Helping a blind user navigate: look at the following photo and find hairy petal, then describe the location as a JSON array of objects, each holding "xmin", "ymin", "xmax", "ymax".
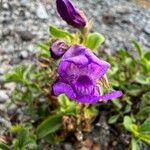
[
  {"xmin": 75, "ymin": 86, "xmax": 101, "ymax": 104},
  {"xmin": 63, "ymin": 45, "xmax": 110, "ymax": 67},
  {"xmin": 60, "ymin": 45, "xmax": 110, "ymax": 79},
  {"xmin": 53, "ymin": 81, "xmax": 76, "ymax": 99},
  {"xmin": 99, "ymin": 90, "xmax": 123, "ymax": 101}
]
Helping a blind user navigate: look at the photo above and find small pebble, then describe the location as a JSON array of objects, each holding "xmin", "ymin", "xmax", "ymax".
[
  {"xmin": 20, "ymin": 51, "xmax": 28, "ymax": 59},
  {"xmin": 0, "ymin": 90, "xmax": 9, "ymax": 103},
  {"xmin": 144, "ymin": 21, "xmax": 150, "ymax": 35},
  {"xmin": 36, "ymin": 2, "xmax": 48, "ymax": 19}
]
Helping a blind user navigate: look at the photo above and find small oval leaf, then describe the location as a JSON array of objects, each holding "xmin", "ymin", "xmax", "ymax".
[
  {"xmin": 49, "ymin": 25, "xmax": 73, "ymax": 40},
  {"xmin": 131, "ymin": 138, "xmax": 140, "ymax": 150},
  {"xmin": 123, "ymin": 116, "xmax": 133, "ymax": 131},
  {"xmin": 36, "ymin": 115, "xmax": 62, "ymax": 139},
  {"xmin": 85, "ymin": 32, "xmax": 105, "ymax": 51},
  {"xmin": 139, "ymin": 119, "xmax": 150, "ymax": 134},
  {"xmin": 108, "ymin": 115, "xmax": 120, "ymax": 124}
]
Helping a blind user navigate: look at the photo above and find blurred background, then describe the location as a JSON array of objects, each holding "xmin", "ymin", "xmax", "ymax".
[
  {"xmin": 0, "ymin": 0, "xmax": 150, "ymax": 71},
  {"xmin": 0, "ymin": 0, "xmax": 149, "ymax": 116},
  {"xmin": 0, "ymin": 1, "xmax": 150, "ymax": 149}
]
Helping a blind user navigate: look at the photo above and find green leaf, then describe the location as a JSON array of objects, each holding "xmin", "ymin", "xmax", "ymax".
[
  {"xmin": 135, "ymin": 74, "xmax": 150, "ymax": 85},
  {"xmin": 123, "ymin": 116, "xmax": 133, "ymax": 131},
  {"xmin": 132, "ymin": 40, "xmax": 142, "ymax": 57},
  {"xmin": 4, "ymin": 65, "xmax": 30, "ymax": 84},
  {"xmin": 85, "ymin": 32, "xmax": 105, "ymax": 51},
  {"xmin": 36, "ymin": 114, "xmax": 62, "ymax": 139},
  {"xmin": 112, "ymin": 99, "xmax": 122, "ymax": 110},
  {"xmin": 37, "ymin": 43, "xmax": 50, "ymax": 58},
  {"xmin": 125, "ymin": 85, "xmax": 142, "ymax": 96},
  {"xmin": 49, "ymin": 25, "xmax": 73, "ymax": 40},
  {"xmin": 124, "ymin": 105, "xmax": 131, "ymax": 113},
  {"xmin": 144, "ymin": 51, "xmax": 150, "ymax": 61},
  {"xmin": 117, "ymin": 48, "xmax": 131, "ymax": 61},
  {"xmin": 0, "ymin": 143, "xmax": 10, "ymax": 150},
  {"xmin": 58, "ymin": 94, "xmax": 78, "ymax": 116},
  {"xmin": 58, "ymin": 94, "xmax": 71, "ymax": 108},
  {"xmin": 131, "ymin": 138, "xmax": 140, "ymax": 150},
  {"xmin": 18, "ymin": 129, "xmax": 27, "ymax": 148},
  {"xmin": 137, "ymin": 107, "xmax": 150, "ymax": 119},
  {"xmin": 5, "ymin": 66, "xmax": 23, "ymax": 83},
  {"xmin": 10, "ymin": 124, "xmax": 24, "ymax": 133},
  {"xmin": 139, "ymin": 134, "xmax": 150, "ymax": 144},
  {"xmin": 139, "ymin": 119, "xmax": 150, "ymax": 134},
  {"xmin": 44, "ymin": 134, "xmax": 60, "ymax": 145},
  {"xmin": 85, "ymin": 106, "xmax": 98, "ymax": 119},
  {"xmin": 24, "ymin": 138, "xmax": 37, "ymax": 149},
  {"xmin": 108, "ymin": 115, "xmax": 120, "ymax": 124},
  {"xmin": 141, "ymin": 58, "xmax": 150, "ymax": 72}
]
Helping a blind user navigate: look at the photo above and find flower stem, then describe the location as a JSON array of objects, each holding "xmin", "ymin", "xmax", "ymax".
[{"xmin": 75, "ymin": 104, "xmax": 85, "ymax": 142}]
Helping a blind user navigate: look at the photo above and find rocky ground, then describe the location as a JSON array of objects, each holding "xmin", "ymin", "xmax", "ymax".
[{"xmin": 0, "ymin": 0, "xmax": 150, "ymax": 149}]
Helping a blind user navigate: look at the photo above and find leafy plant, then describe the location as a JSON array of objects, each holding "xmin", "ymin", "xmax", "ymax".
[
  {"xmin": 123, "ymin": 116, "xmax": 150, "ymax": 149},
  {"xmin": 9, "ymin": 124, "xmax": 37, "ymax": 150},
  {"xmin": 103, "ymin": 41, "xmax": 150, "ymax": 149},
  {"xmin": 2, "ymin": 0, "xmax": 150, "ymax": 148}
]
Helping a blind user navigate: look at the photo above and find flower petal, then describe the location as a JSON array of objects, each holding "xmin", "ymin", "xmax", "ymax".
[
  {"xmin": 63, "ymin": 45, "xmax": 110, "ymax": 67},
  {"xmin": 52, "ymin": 81, "xmax": 76, "ymax": 99},
  {"xmin": 76, "ymin": 95, "xmax": 100, "ymax": 104},
  {"xmin": 75, "ymin": 86, "xmax": 101, "ymax": 104},
  {"xmin": 58, "ymin": 55, "xmax": 89, "ymax": 78},
  {"xmin": 61, "ymin": 45, "xmax": 110, "ymax": 79},
  {"xmin": 56, "ymin": 0, "xmax": 86, "ymax": 28},
  {"xmin": 99, "ymin": 90, "xmax": 123, "ymax": 101}
]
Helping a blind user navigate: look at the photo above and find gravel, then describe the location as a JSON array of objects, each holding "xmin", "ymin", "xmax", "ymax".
[
  {"xmin": 0, "ymin": 0, "xmax": 150, "ymax": 149},
  {"xmin": 36, "ymin": 2, "xmax": 49, "ymax": 19},
  {"xmin": 0, "ymin": 0, "xmax": 150, "ymax": 71},
  {"xmin": 144, "ymin": 21, "xmax": 150, "ymax": 35},
  {"xmin": 0, "ymin": 90, "xmax": 9, "ymax": 103}
]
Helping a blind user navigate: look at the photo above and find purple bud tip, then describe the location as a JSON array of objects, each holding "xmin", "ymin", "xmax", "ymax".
[
  {"xmin": 50, "ymin": 40, "xmax": 68, "ymax": 59},
  {"xmin": 56, "ymin": 0, "xmax": 87, "ymax": 28}
]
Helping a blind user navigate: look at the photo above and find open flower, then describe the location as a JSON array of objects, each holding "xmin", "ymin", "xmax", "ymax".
[
  {"xmin": 56, "ymin": 0, "xmax": 87, "ymax": 28},
  {"xmin": 52, "ymin": 45, "xmax": 122, "ymax": 104},
  {"xmin": 50, "ymin": 40, "xmax": 68, "ymax": 59}
]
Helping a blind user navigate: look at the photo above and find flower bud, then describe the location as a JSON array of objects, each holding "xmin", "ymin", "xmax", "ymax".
[
  {"xmin": 50, "ymin": 40, "xmax": 68, "ymax": 59},
  {"xmin": 56, "ymin": 0, "xmax": 87, "ymax": 28}
]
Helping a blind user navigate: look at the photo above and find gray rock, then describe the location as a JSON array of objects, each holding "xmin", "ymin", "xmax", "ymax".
[
  {"xmin": 63, "ymin": 143, "xmax": 74, "ymax": 150},
  {"xmin": 116, "ymin": 5, "xmax": 132, "ymax": 14},
  {"xmin": 2, "ymin": 2, "xmax": 10, "ymax": 10},
  {"xmin": 0, "ymin": 117, "xmax": 11, "ymax": 128},
  {"xmin": 0, "ymin": 90, "xmax": 9, "ymax": 103},
  {"xmin": 102, "ymin": 14, "xmax": 117, "ymax": 25},
  {"xmin": 144, "ymin": 21, "xmax": 150, "ymax": 35},
  {"xmin": 18, "ymin": 30, "xmax": 35, "ymax": 41},
  {"xmin": 0, "ymin": 104, "xmax": 6, "ymax": 112},
  {"xmin": 0, "ymin": 68, "xmax": 5, "ymax": 75},
  {"xmin": 0, "ymin": 76, "xmax": 5, "ymax": 84},
  {"xmin": 4, "ymin": 83, "xmax": 16, "ymax": 92},
  {"xmin": 27, "ymin": 45, "xmax": 38, "ymax": 54},
  {"xmin": 20, "ymin": 51, "xmax": 28, "ymax": 59},
  {"xmin": 7, "ymin": 103, "xmax": 17, "ymax": 115},
  {"xmin": 140, "ymin": 142, "xmax": 150, "ymax": 150},
  {"xmin": 20, "ymin": 0, "xmax": 30, "ymax": 7},
  {"xmin": 36, "ymin": 3, "xmax": 48, "ymax": 19}
]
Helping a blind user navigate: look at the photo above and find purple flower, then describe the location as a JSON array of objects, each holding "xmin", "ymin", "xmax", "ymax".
[
  {"xmin": 52, "ymin": 45, "xmax": 123, "ymax": 104},
  {"xmin": 50, "ymin": 40, "xmax": 68, "ymax": 59},
  {"xmin": 56, "ymin": 0, "xmax": 87, "ymax": 28}
]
